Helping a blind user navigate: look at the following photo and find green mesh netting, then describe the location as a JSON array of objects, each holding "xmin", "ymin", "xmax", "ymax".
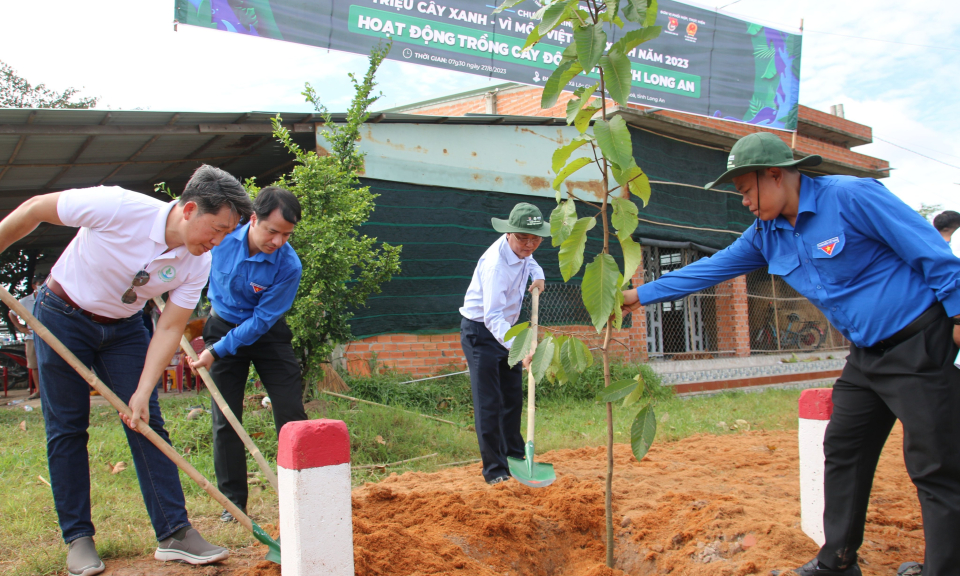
[{"xmin": 347, "ymin": 126, "xmax": 751, "ymax": 338}]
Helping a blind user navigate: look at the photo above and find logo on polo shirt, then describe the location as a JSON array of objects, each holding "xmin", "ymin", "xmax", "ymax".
[
  {"xmin": 158, "ymin": 266, "xmax": 177, "ymax": 282},
  {"xmin": 817, "ymin": 237, "xmax": 840, "ymax": 256},
  {"xmin": 251, "ymin": 282, "xmax": 266, "ymax": 293}
]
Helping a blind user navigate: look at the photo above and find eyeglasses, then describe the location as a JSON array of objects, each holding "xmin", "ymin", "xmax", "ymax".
[
  {"xmin": 121, "ymin": 269, "xmax": 151, "ymax": 304},
  {"xmin": 513, "ymin": 235, "xmax": 542, "ymax": 246}
]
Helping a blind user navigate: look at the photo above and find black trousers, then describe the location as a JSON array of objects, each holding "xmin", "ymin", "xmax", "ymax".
[
  {"xmin": 460, "ymin": 317, "xmax": 525, "ymax": 481},
  {"xmin": 818, "ymin": 312, "xmax": 960, "ymax": 575},
  {"xmin": 204, "ymin": 314, "xmax": 307, "ymax": 511}
]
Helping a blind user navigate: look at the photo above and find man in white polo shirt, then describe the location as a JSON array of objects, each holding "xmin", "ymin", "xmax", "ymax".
[{"xmin": 0, "ymin": 165, "xmax": 252, "ymax": 576}]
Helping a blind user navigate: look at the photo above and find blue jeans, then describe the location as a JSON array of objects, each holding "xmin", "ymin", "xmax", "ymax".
[{"xmin": 34, "ymin": 286, "xmax": 191, "ymax": 544}]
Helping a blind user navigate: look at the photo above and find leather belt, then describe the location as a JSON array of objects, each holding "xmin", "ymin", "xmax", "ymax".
[
  {"xmin": 46, "ymin": 277, "xmax": 124, "ymax": 325},
  {"xmin": 870, "ymin": 302, "xmax": 945, "ymax": 351},
  {"xmin": 210, "ymin": 309, "xmax": 240, "ymax": 328}
]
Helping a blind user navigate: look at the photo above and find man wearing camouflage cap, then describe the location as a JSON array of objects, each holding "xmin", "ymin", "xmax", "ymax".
[
  {"xmin": 621, "ymin": 131, "xmax": 960, "ymax": 576},
  {"xmin": 460, "ymin": 202, "xmax": 550, "ymax": 485}
]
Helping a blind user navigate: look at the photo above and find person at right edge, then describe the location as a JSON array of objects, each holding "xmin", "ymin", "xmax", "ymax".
[
  {"xmin": 621, "ymin": 132, "xmax": 960, "ymax": 576},
  {"xmin": 187, "ymin": 187, "xmax": 307, "ymax": 522}
]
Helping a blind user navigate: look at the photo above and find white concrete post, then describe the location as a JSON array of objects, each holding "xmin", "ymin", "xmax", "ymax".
[
  {"xmin": 798, "ymin": 387, "xmax": 833, "ymax": 547},
  {"xmin": 278, "ymin": 419, "xmax": 354, "ymax": 576}
]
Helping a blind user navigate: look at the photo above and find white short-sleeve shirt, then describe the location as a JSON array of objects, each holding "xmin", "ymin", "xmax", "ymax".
[{"xmin": 51, "ymin": 187, "xmax": 212, "ymax": 319}]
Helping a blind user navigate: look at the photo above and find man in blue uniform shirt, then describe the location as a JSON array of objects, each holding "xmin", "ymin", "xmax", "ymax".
[
  {"xmin": 623, "ymin": 132, "xmax": 960, "ymax": 576},
  {"xmin": 189, "ymin": 186, "xmax": 307, "ymax": 521}
]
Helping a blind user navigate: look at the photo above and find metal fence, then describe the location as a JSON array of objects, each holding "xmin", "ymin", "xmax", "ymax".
[
  {"xmin": 516, "ymin": 283, "xmax": 635, "ymax": 354},
  {"xmin": 745, "ymin": 268, "xmax": 850, "ymax": 354}
]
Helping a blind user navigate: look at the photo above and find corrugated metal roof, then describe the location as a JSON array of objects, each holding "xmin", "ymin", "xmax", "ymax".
[{"xmin": 0, "ymin": 108, "xmax": 569, "ymax": 258}]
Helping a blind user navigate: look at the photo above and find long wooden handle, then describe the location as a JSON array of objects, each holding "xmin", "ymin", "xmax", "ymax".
[
  {"xmin": 1, "ymin": 286, "xmax": 255, "ymax": 534},
  {"xmin": 153, "ymin": 298, "xmax": 279, "ymax": 492},
  {"xmin": 526, "ymin": 287, "xmax": 539, "ymax": 443}
]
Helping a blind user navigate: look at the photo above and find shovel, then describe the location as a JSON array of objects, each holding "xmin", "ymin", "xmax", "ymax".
[
  {"xmin": 0, "ymin": 286, "xmax": 282, "ymax": 564},
  {"xmin": 507, "ymin": 287, "xmax": 556, "ymax": 488},
  {"xmin": 152, "ymin": 297, "xmax": 279, "ymax": 493}
]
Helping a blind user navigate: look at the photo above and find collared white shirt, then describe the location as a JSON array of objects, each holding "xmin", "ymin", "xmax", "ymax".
[
  {"xmin": 52, "ymin": 187, "xmax": 212, "ymax": 319},
  {"xmin": 459, "ymin": 234, "xmax": 545, "ymax": 348}
]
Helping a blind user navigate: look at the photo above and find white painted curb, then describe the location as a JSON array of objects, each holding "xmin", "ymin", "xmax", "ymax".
[
  {"xmin": 798, "ymin": 388, "xmax": 833, "ymax": 547},
  {"xmin": 278, "ymin": 419, "xmax": 354, "ymax": 576}
]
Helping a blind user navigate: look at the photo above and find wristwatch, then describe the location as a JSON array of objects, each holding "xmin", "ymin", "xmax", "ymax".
[
  {"xmin": 952, "ymin": 317, "xmax": 960, "ymax": 325},
  {"xmin": 204, "ymin": 342, "xmax": 220, "ymax": 360}
]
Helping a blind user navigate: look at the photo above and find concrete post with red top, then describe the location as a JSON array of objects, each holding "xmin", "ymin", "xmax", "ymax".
[
  {"xmin": 278, "ymin": 419, "xmax": 353, "ymax": 575},
  {"xmin": 798, "ymin": 388, "xmax": 833, "ymax": 547}
]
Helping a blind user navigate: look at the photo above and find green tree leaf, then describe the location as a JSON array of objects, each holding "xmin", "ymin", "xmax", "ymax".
[
  {"xmin": 565, "ymin": 82, "xmax": 599, "ymax": 125},
  {"xmin": 530, "ymin": 335, "xmax": 556, "ymax": 383},
  {"xmin": 552, "ymin": 157, "xmax": 593, "ymax": 191},
  {"xmin": 611, "ymin": 197, "xmax": 639, "ymax": 240},
  {"xmin": 630, "ymin": 403, "xmax": 657, "ymax": 461},
  {"xmin": 609, "ymin": 26, "xmax": 662, "ymax": 55},
  {"xmin": 552, "ymin": 136, "xmax": 590, "ymax": 174},
  {"xmin": 559, "ymin": 216, "xmax": 596, "ymax": 281},
  {"xmin": 542, "ymin": 60, "xmax": 584, "ymax": 108},
  {"xmin": 644, "ymin": 0, "xmax": 659, "ymax": 26},
  {"xmin": 547, "ymin": 334, "xmax": 568, "ymax": 384},
  {"xmin": 627, "ymin": 169, "xmax": 651, "ymax": 206},
  {"xmin": 603, "ymin": 49, "xmax": 633, "ymax": 106},
  {"xmin": 593, "ymin": 115, "xmax": 634, "ymax": 170},
  {"xmin": 507, "ymin": 326, "xmax": 534, "ymax": 367},
  {"xmin": 612, "ymin": 275, "xmax": 625, "ymax": 330},
  {"xmin": 492, "ymin": 0, "xmax": 526, "ymax": 14},
  {"xmin": 582, "ymin": 253, "xmax": 621, "ymax": 332},
  {"xmin": 550, "ymin": 200, "xmax": 578, "ymax": 247},
  {"xmin": 504, "ymin": 321, "xmax": 530, "ymax": 342},
  {"xmin": 596, "ymin": 378, "xmax": 638, "ymax": 402},
  {"xmin": 619, "ymin": 235, "xmax": 642, "ymax": 285},
  {"xmin": 560, "ymin": 337, "xmax": 594, "ymax": 383},
  {"xmin": 621, "ymin": 0, "xmax": 650, "ymax": 23},
  {"xmin": 522, "ymin": 26, "xmax": 545, "ymax": 51},
  {"xmin": 622, "ymin": 372, "xmax": 644, "ymax": 406},
  {"xmin": 575, "ymin": 24, "xmax": 607, "ymax": 74},
  {"xmin": 574, "ymin": 105, "xmax": 601, "ymax": 133},
  {"xmin": 539, "ymin": 0, "xmax": 574, "ymax": 35}
]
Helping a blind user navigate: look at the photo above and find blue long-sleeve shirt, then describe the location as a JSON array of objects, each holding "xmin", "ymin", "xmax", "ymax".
[
  {"xmin": 207, "ymin": 222, "xmax": 302, "ymax": 357},
  {"xmin": 638, "ymin": 175, "xmax": 960, "ymax": 348}
]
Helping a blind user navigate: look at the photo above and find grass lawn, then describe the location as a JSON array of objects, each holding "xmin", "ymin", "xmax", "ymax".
[{"xmin": 0, "ymin": 365, "xmax": 809, "ymax": 575}]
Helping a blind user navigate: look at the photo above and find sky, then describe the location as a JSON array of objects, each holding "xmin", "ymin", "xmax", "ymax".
[{"xmin": 1, "ymin": 0, "xmax": 958, "ymax": 244}]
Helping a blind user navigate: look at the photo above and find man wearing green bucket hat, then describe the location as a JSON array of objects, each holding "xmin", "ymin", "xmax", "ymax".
[
  {"xmin": 621, "ymin": 131, "xmax": 960, "ymax": 576},
  {"xmin": 460, "ymin": 202, "xmax": 550, "ymax": 485}
]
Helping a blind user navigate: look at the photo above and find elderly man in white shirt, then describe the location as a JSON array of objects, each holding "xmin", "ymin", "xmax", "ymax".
[
  {"xmin": 0, "ymin": 165, "xmax": 252, "ymax": 576},
  {"xmin": 460, "ymin": 202, "xmax": 550, "ymax": 485}
]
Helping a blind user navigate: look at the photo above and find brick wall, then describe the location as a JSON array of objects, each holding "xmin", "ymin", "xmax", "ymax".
[{"xmin": 714, "ymin": 276, "xmax": 751, "ymax": 357}]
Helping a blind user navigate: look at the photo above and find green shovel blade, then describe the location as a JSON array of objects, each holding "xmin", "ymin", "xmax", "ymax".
[
  {"xmin": 252, "ymin": 521, "xmax": 282, "ymax": 564},
  {"xmin": 507, "ymin": 441, "xmax": 556, "ymax": 488}
]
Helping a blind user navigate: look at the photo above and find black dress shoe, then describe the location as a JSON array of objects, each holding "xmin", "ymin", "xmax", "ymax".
[{"xmin": 772, "ymin": 558, "xmax": 862, "ymax": 576}]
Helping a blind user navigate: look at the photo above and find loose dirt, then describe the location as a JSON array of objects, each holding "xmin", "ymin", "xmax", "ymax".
[{"xmin": 111, "ymin": 425, "xmax": 924, "ymax": 576}]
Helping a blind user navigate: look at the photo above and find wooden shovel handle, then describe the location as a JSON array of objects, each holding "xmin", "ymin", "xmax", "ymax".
[
  {"xmin": 526, "ymin": 287, "xmax": 539, "ymax": 443},
  {"xmin": 153, "ymin": 297, "xmax": 279, "ymax": 493}
]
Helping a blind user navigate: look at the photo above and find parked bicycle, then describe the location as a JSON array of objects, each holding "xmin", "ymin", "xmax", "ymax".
[{"xmin": 754, "ymin": 310, "xmax": 825, "ymax": 351}]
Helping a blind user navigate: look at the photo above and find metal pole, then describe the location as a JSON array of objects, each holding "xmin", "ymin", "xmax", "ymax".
[
  {"xmin": 771, "ymin": 274, "xmax": 782, "ymax": 352},
  {"xmin": 3, "ymin": 366, "xmax": 6, "ymax": 397}
]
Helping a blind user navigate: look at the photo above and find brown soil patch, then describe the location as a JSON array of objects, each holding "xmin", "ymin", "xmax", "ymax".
[{"xmin": 108, "ymin": 425, "xmax": 924, "ymax": 576}]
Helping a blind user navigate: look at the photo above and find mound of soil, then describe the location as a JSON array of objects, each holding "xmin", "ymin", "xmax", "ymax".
[{"xmin": 235, "ymin": 424, "xmax": 922, "ymax": 576}]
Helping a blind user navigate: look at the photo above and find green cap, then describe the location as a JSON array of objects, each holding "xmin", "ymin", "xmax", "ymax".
[
  {"xmin": 705, "ymin": 132, "xmax": 822, "ymax": 190},
  {"xmin": 491, "ymin": 202, "xmax": 551, "ymax": 237}
]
